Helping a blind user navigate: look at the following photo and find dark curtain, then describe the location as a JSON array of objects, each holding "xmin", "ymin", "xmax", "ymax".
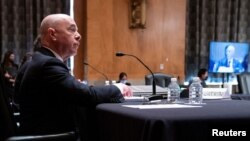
[
  {"xmin": 185, "ymin": 0, "xmax": 250, "ymax": 82},
  {"xmin": 0, "ymin": 0, "xmax": 70, "ymax": 65}
]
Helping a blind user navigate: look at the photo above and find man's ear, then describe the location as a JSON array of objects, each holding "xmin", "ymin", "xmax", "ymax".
[{"xmin": 48, "ymin": 28, "xmax": 57, "ymax": 41}]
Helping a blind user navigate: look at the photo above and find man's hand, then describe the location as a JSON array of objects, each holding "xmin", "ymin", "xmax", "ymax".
[{"xmin": 113, "ymin": 83, "xmax": 133, "ymax": 97}]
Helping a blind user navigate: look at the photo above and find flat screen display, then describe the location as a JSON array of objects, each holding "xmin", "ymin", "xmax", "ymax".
[{"xmin": 209, "ymin": 41, "xmax": 249, "ymax": 73}]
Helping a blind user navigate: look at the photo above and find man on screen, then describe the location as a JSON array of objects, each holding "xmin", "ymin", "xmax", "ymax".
[{"xmin": 213, "ymin": 45, "xmax": 244, "ymax": 73}]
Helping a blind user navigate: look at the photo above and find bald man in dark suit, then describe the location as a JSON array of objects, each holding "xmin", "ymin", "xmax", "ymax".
[
  {"xmin": 14, "ymin": 14, "xmax": 132, "ymax": 136},
  {"xmin": 213, "ymin": 45, "xmax": 244, "ymax": 73}
]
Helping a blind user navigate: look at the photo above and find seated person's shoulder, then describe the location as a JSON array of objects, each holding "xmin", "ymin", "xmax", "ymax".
[{"xmin": 188, "ymin": 79, "xmax": 193, "ymax": 86}]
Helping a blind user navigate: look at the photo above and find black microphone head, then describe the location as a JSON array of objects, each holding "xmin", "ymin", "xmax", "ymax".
[
  {"xmin": 116, "ymin": 52, "xmax": 125, "ymax": 57},
  {"xmin": 83, "ymin": 62, "xmax": 88, "ymax": 65}
]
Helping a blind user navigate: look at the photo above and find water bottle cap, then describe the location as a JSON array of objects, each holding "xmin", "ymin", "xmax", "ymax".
[
  {"xmin": 171, "ymin": 78, "xmax": 177, "ymax": 82},
  {"xmin": 105, "ymin": 80, "xmax": 110, "ymax": 85}
]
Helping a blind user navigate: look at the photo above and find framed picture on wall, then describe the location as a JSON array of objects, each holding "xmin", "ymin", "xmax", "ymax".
[{"xmin": 129, "ymin": 0, "xmax": 146, "ymax": 28}]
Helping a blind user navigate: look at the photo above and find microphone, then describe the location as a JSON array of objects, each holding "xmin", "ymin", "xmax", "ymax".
[
  {"xmin": 83, "ymin": 62, "xmax": 109, "ymax": 81},
  {"xmin": 115, "ymin": 52, "xmax": 156, "ymax": 95}
]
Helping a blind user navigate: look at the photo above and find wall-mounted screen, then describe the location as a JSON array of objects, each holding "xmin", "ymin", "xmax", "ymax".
[{"xmin": 209, "ymin": 41, "xmax": 249, "ymax": 73}]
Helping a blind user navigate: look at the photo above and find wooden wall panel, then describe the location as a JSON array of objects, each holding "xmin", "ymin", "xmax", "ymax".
[
  {"xmin": 74, "ymin": 0, "xmax": 186, "ymax": 85},
  {"xmin": 73, "ymin": 0, "xmax": 86, "ymax": 79}
]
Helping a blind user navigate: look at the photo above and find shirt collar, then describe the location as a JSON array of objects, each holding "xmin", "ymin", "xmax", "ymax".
[{"xmin": 43, "ymin": 46, "xmax": 64, "ymax": 62}]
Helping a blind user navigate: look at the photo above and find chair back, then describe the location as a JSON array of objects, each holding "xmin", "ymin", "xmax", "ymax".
[
  {"xmin": 145, "ymin": 73, "xmax": 173, "ymax": 87},
  {"xmin": 237, "ymin": 73, "xmax": 250, "ymax": 94}
]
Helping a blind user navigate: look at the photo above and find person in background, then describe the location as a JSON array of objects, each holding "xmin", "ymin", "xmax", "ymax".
[
  {"xmin": 14, "ymin": 14, "xmax": 132, "ymax": 136},
  {"xmin": 242, "ymin": 54, "xmax": 249, "ymax": 72},
  {"xmin": 189, "ymin": 68, "xmax": 208, "ymax": 88},
  {"xmin": 197, "ymin": 68, "xmax": 208, "ymax": 87},
  {"xmin": 1, "ymin": 50, "xmax": 18, "ymax": 102},
  {"xmin": 117, "ymin": 72, "xmax": 131, "ymax": 86},
  {"xmin": 20, "ymin": 52, "xmax": 33, "ymax": 67},
  {"xmin": 181, "ymin": 68, "xmax": 208, "ymax": 98}
]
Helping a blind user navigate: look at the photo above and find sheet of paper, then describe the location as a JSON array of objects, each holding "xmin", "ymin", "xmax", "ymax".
[
  {"xmin": 124, "ymin": 96, "xmax": 149, "ymax": 102},
  {"xmin": 122, "ymin": 104, "xmax": 202, "ymax": 109}
]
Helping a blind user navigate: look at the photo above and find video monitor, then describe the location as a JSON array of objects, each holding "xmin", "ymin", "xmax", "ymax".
[{"xmin": 209, "ymin": 41, "xmax": 249, "ymax": 73}]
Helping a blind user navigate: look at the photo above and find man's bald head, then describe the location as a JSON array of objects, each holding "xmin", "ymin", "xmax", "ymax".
[
  {"xmin": 225, "ymin": 45, "xmax": 235, "ymax": 60},
  {"xmin": 38, "ymin": 14, "xmax": 81, "ymax": 61},
  {"xmin": 40, "ymin": 14, "xmax": 71, "ymax": 38}
]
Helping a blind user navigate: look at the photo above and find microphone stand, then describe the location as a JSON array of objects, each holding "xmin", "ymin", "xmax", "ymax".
[
  {"xmin": 116, "ymin": 52, "xmax": 156, "ymax": 95},
  {"xmin": 83, "ymin": 62, "xmax": 109, "ymax": 81}
]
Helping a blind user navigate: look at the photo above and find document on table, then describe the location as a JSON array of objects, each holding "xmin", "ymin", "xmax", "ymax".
[
  {"xmin": 122, "ymin": 104, "xmax": 202, "ymax": 109},
  {"xmin": 124, "ymin": 96, "xmax": 149, "ymax": 102},
  {"xmin": 130, "ymin": 85, "xmax": 168, "ymax": 96}
]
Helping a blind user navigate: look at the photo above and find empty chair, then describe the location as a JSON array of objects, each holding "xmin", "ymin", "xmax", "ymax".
[
  {"xmin": 237, "ymin": 73, "xmax": 250, "ymax": 94},
  {"xmin": 145, "ymin": 73, "xmax": 173, "ymax": 88}
]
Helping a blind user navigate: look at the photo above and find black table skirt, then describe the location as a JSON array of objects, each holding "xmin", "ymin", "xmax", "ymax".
[{"xmin": 95, "ymin": 99, "xmax": 250, "ymax": 141}]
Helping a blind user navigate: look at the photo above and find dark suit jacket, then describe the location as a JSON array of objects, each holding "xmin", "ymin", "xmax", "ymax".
[
  {"xmin": 214, "ymin": 58, "xmax": 244, "ymax": 73},
  {"xmin": 14, "ymin": 47, "xmax": 124, "ymax": 135}
]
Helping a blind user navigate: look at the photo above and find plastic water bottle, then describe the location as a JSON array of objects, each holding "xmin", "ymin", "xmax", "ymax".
[
  {"xmin": 167, "ymin": 78, "xmax": 181, "ymax": 103},
  {"xmin": 189, "ymin": 77, "xmax": 203, "ymax": 104},
  {"xmin": 112, "ymin": 80, "xmax": 117, "ymax": 84},
  {"xmin": 105, "ymin": 80, "xmax": 110, "ymax": 85}
]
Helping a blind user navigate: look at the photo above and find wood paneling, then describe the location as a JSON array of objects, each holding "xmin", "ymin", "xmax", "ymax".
[
  {"xmin": 73, "ymin": 0, "xmax": 86, "ymax": 79},
  {"xmin": 74, "ymin": 0, "xmax": 186, "ymax": 84}
]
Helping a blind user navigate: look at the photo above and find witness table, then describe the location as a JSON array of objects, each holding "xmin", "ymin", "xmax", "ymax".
[{"xmin": 95, "ymin": 99, "xmax": 250, "ymax": 141}]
